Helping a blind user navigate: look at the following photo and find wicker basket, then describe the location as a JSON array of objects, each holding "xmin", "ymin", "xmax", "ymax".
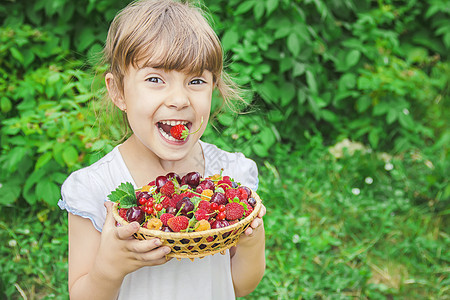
[{"xmin": 112, "ymin": 191, "xmax": 262, "ymax": 260}]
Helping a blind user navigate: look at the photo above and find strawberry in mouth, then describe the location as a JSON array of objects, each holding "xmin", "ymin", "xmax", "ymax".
[
  {"xmin": 158, "ymin": 117, "xmax": 204, "ymax": 142},
  {"xmin": 157, "ymin": 120, "xmax": 191, "ymax": 142}
]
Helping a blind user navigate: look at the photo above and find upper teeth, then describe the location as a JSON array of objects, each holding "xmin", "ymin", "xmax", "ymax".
[{"xmin": 160, "ymin": 120, "xmax": 188, "ymax": 126}]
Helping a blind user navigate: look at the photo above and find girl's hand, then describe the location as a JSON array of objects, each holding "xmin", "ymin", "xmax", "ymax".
[
  {"xmin": 94, "ymin": 202, "xmax": 172, "ymax": 281},
  {"xmin": 244, "ymin": 203, "xmax": 266, "ymax": 236}
]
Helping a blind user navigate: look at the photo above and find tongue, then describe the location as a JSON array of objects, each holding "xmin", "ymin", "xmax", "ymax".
[{"xmin": 159, "ymin": 123, "xmax": 172, "ymax": 135}]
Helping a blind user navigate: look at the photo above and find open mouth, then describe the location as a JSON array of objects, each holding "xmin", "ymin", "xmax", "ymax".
[{"xmin": 157, "ymin": 120, "xmax": 191, "ymax": 142}]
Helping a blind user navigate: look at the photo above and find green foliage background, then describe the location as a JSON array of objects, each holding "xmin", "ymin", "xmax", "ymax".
[{"xmin": 0, "ymin": 0, "xmax": 448, "ymax": 299}]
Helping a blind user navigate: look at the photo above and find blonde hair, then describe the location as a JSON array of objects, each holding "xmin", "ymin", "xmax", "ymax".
[{"xmin": 98, "ymin": 0, "xmax": 242, "ymax": 139}]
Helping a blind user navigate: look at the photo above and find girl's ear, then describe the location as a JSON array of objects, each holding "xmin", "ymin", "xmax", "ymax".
[{"xmin": 105, "ymin": 73, "xmax": 126, "ymax": 111}]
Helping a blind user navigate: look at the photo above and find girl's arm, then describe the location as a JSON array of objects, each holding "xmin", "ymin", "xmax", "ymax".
[
  {"xmin": 230, "ymin": 205, "xmax": 266, "ymax": 297},
  {"xmin": 68, "ymin": 202, "xmax": 171, "ymax": 300}
]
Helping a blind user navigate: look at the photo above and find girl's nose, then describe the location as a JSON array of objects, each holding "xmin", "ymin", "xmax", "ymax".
[{"xmin": 165, "ymin": 86, "xmax": 190, "ymax": 110}]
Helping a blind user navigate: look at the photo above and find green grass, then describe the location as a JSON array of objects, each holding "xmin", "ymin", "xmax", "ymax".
[{"xmin": 0, "ymin": 140, "xmax": 448, "ymax": 299}]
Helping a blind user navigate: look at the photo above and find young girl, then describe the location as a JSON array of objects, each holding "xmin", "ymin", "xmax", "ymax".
[{"xmin": 58, "ymin": 0, "xmax": 266, "ymax": 299}]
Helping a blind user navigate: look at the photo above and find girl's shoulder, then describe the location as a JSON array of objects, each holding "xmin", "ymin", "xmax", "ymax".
[
  {"xmin": 62, "ymin": 145, "xmax": 131, "ymax": 190},
  {"xmin": 200, "ymin": 140, "xmax": 259, "ymax": 191},
  {"xmin": 58, "ymin": 145, "xmax": 132, "ymax": 231}
]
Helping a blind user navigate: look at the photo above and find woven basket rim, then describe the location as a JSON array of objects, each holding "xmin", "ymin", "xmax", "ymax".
[{"xmin": 112, "ymin": 190, "xmax": 262, "ymax": 238}]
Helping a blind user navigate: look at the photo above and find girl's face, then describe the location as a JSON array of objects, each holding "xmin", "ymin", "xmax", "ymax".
[{"xmin": 108, "ymin": 66, "xmax": 213, "ymax": 161}]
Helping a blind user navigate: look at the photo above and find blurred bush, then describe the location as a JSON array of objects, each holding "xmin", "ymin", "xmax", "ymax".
[{"xmin": 0, "ymin": 0, "xmax": 448, "ymax": 207}]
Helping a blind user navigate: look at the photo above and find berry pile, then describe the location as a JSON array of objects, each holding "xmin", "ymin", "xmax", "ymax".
[{"xmin": 108, "ymin": 171, "xmax": 257, "ymax": 233}]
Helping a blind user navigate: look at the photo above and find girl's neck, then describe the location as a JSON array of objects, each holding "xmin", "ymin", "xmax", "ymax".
[{"xmin": 118, "ymin": 134, "xmax": 205, "ymax": 187}]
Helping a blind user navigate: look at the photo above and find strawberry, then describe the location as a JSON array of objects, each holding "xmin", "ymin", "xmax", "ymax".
[
  {"xmin": 195, "ymin": 208, "xmax": 209, "ymax": 221},
  {"xmin": 217, "ymin": 180, "xmax": 232, "ymax": 189},
  {"xmin": 242, "ymin": 201, "xmax": 253, "ymax": 218},
  {"xmin": 198, "ymin": 200, "xmax": 213, "ymax": 214},
  {"xmin": 161, "ymin": 196, "xmax": 171, "ymax": 208},
  {"xmin": 160, "ymin": 181, "xmax": 175, "ymax": 197},
  {"xmin": 170, "ymin": 117, "xmax": 204, "ymax": 141},
  {"xmin": 225, "ymin": 202, "xmax": 245, "ymax": 220},
  {"xmin": 225, "ymin": 188, "xmax": 239, "ymax": 201},
  {"xmin": 167, "ymin": 215, "xmax": 189, "ymax": 232},
  {"xmin": 160, "ymin": 213, "xmax": 174, "ymax": 226},
  {"xmin": 170, "ymin": 124, "xmax": 189, "ymax": 140},
  {"xmin": 237, "ymin": 187, "xmax": 249, "ymax": 201},
  {"xmin": 118, "ymin": 208, "xmax": 127, "ymax": 220}
]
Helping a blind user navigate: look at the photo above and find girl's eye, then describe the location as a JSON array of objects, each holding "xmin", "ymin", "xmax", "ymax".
[
  {"xmin": 146, "ymin": 77, "xmax": 163, "ymax": 83},
  {"xmin": 189, "ymin": 79, "xmax": 206, "ymax": 85}
]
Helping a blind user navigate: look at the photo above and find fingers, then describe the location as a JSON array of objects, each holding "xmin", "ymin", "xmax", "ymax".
[
  {"xmin": 243, "ymin": 208, "xmax": 265, "ymax": 236},
  {"xmin": 128, "ymin": 239, "xmax": 172, "ymax": 265},
  {"xmin": 258, "ymin": 204, "xmax": 266, "ymax": 218},
  {"xmin": 244, "ymin": 227, "xmax": 253, "ymax": 236},
  {"xmin": 103, "ymin": 201, "xmax": 116, "ymax": 228},
  {"xmin": 116, "ymin": 221, "xmax": 140, "ymax": 240},
  {"xmin": 127, "ymin": 238, "xmax": 167, "ymax": 253}
]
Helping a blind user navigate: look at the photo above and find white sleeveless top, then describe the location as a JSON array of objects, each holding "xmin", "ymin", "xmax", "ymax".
[{"xmin": 58, "ymin": 140, "xmax": 259, "ymax": 300}]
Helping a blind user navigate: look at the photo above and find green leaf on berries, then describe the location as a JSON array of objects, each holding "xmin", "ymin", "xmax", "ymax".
[
  {"xmin": 153, "ymin": 193, "xmax": 163, "ymax": 203},
  {"xmin": 180, "ymin": 184, "xmax": 190, "ymax": 190},
  {"xmin": 156, "ymin": 208, "xmax": 166, "ymax": 218},
  {"xmin": 107, "ymin": 182, "xmax": 136, "ymax": 208},
  {"xmin": 191, "ymin": 196, "xmax": 201, "ymax": 205},
  {"xmin": 215, "ymin": 187, "xmax": 225, "ymax": 194}
]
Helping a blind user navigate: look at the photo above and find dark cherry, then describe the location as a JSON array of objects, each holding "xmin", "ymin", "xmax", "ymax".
[
  {"xmin": 182, "ymin": 171, "xmax": 201, "ymax": 188},
  {"xmin": 240, "ymin": 186, "xmax": 251, "ymax": 200},
  {"xmin": 199, "ymin": 179, "xmax": 215, "ymax": 192},
  {"xmin": 195, "ymin": 186, "xmax": 204, "ymax": 194},
  {"xmin": 247, "ymin": 197, "xmax": 257, "ymax": 207},
  {"xmin": 211, "ymin": 220, "xmax": 230, "ymax": 229},
  {"xmin": 176, "ymin": 197, "xmax": 194, "ymax": 216},
  {"xmin": 166, "ymin": 172, "xmax": 181, "ymax": 184},
  {"xmin": 155, "ymin": 175, "xmax": 168, "ymax": 191},
  {"xmin": 166, "ymin": 206, "xmax": 177, "ymax": 215},
  {"xmin": 136, "ymin": 191, "xmax": 150, "ymax": 204},
  {"xmin": 210, "ymin": 192, "xmax": 227, "ymax": 206},
  {"xmin": 126, "ymin": 207, "xmax": 145, "ymax": 224}
]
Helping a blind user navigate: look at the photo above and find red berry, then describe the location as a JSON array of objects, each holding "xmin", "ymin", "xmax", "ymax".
[
  {"xmin": 167, "ymin": 215, "xmax": 190, "ymax": 232},
  {"xmin": 118, "ymin": 208, "xmax": 127, "ymax": 220},
  {"xmin": 225, "ymin": 202, "xmax": 245, "ymax": 220},
  {"xmin": 198, "ymin": 200, "xmax": 213, "ymax": 214},
  {"xmin": 195, "ymin": 208, "xmax": 209, "ymax": 221},
  {"xmin": 210, "ymin": 202, "xmax": 219, "ymax": 211},
  {"xmin": 139, "ymin": 197, "xmax": 147, "ymax": 205},
  {"xmin": 170, "ymin": 124, "xmax": 189, "ymax": 140},
  {"xmin": 160, "ymin": 181, "xmax": 175, "ymax": 197},
  {"xmin": 243, "ymin": 204, "xmax": 253, "ymax": 218},
  {"xmin": 217, "ymin": 211, "xmax": 226, "ymax": 220},
  {"xmin": 225, "ymin": 188, "xmax": 239, "ymax": 201},
  {"xmin": 155, "ymin": 203, "xmax": 163, "ymax": 211},
  {"xmin": 217, "ymin": 180, "xmax": 232, "ymax": 189},
  {"xmin": 237, "ymin": 187, "xmax": 249, "ymax": 201},
  {"xmin": 218, "ymin": 205, "xmax": 226, "ymax": 212},
  {"xmin": 160, "ymin": 213, "xmax": 174, "ymax": 226}
]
